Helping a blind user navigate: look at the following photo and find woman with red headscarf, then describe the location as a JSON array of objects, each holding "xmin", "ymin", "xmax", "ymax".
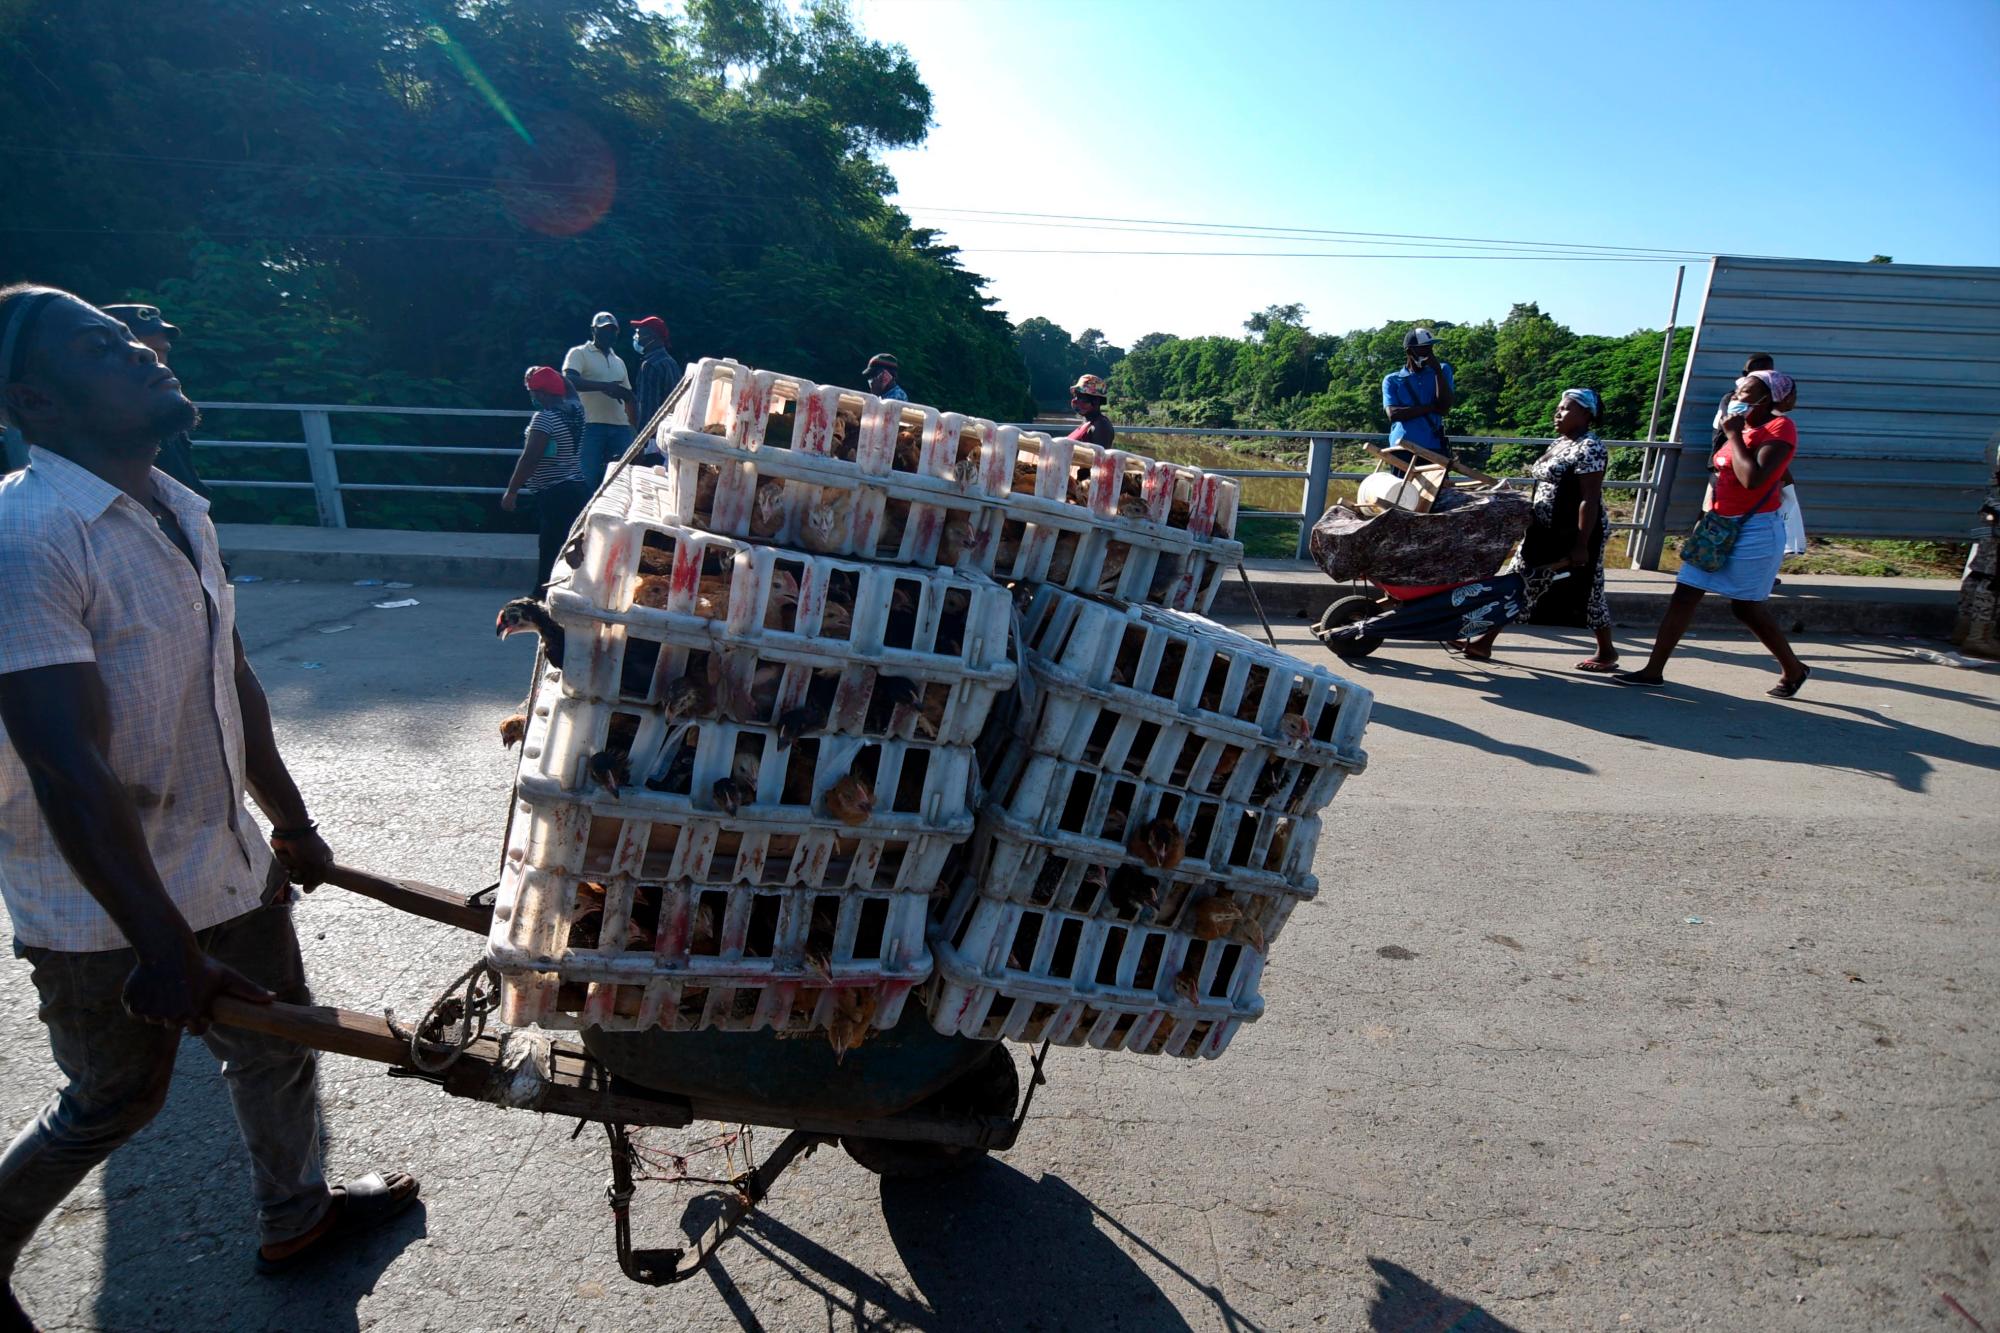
[{"xmin": 503, "ymin": 366, "xmax": 589, "ymax": 595}]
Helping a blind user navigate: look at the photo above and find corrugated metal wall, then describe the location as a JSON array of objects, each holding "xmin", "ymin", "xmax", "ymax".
[{"xmin": 1661, "ymin": 256, "xmax": 2000, "ymax": 540}]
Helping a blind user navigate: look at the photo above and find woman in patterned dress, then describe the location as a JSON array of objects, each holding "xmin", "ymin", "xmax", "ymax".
[{"xmin": 1456, "ymin": 388, "xmax": 1617, "ymax": 671}]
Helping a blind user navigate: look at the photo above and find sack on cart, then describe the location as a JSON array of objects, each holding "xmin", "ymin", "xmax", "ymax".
[{"xmin": 1308, "ymin": 489, "xmax": 1531, "ymax": 586}]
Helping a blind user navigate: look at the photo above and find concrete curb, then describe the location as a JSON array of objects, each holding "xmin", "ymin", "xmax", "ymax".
[
  {"xmin": 1209, "ymin": 572, "xmax": 1959, "ymax": 638},
  {"xmin": 216, "ymin": 525, "xmax": 1960, "ymax": 639}
]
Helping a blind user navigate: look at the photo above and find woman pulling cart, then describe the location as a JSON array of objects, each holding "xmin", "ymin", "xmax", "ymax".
[{"xmin": 1452, "ymin": 388, "xmax": 1618, "ymax": 672}]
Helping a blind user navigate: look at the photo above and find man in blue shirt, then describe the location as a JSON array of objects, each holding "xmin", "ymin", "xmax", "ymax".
[
  {"xmin": 864, "ymin": 352, "xmax": 909, "ymax": 401},
  {"xmin": 1381, "ymin": 327, "xmax": 1454, "ymax": 462}
]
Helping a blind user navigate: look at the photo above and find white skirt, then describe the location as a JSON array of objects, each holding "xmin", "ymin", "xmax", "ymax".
[{"xmin": 1678, "ymin": 509, "xmax": 1786, "ymax": 601}]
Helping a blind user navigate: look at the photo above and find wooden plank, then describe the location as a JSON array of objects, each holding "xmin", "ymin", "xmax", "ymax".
[{"xmin": 318, "ymin": 864, "xmax": 493, "ymax": 934}]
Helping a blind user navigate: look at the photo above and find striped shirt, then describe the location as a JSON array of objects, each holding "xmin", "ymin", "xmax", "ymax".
[
  {"xmin": 523, "ymin": 407, "xmax": 584, "ymax": 493},
  {"xmin": 0, "ymin": 447, "xmax": 273, "ymax": 951}
]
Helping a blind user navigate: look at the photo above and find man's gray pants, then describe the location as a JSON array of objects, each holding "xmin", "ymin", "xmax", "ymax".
[{"xmin": 0, "ymin": 899, "xmax": 332, "ymax": 1278}]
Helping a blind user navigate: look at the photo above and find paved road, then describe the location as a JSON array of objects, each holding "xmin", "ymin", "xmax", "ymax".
[{"xmin": 4, "ymin": 581, "xmax": 1996, "ymax": 1332}]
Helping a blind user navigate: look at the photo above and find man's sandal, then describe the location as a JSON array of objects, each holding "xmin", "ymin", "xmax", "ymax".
[{"xmin": 255, "ymin": 1172, "xmax": 420, "ymax": 1274}]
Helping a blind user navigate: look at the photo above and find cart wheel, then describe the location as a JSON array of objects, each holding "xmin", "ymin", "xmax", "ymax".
[
  {"xmin": 1316, "ymin": 594, "xmax": 1384, "ymax": 660},
  {"xmin": 841, "ymin": 1045, "xmax": 1019, "ymax": 1179}
]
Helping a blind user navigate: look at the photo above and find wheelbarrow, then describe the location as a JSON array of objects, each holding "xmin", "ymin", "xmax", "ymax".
[
  {"xmin": 1311, "ymin": 571, "xmax": 1558, "ymax": 661},
  {"xmin": 210, "ymin": 864, "xmax": 1042, "ymax": 1287}
]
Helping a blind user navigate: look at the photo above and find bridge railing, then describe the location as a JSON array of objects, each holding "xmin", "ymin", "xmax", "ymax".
[{"xmin": 186, "ymin": 402, "xmax": 1671, "ymax": 564}]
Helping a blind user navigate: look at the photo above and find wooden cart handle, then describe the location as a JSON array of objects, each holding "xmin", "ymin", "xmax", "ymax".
[
  {"xmin": 212, "ymin": 995, "xmax": 421, "ymax": 1067},
  {"xmin": 312, "ymin": 864, "xmax": 493, "ymax": 935}
]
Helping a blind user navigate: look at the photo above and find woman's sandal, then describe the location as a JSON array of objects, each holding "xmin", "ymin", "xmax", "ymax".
[
  {"xmin": 1610, "ymin": 670, "xmax": 1664, "ymax": 688},
  {"xmin": 255, "ymin": 1172, "xmax": 421, "ymax": 1274},
  {"xmin": 1767, "ymin": 665, "xmax": 1811, "ymax": 699},
  {"xmin": 1574, "ymin": 658, "xmax": 1620, "ymax": 674},
  {"xmin": 1448, "ymin": 640, "xmax": 1493, "ymax": 662}
]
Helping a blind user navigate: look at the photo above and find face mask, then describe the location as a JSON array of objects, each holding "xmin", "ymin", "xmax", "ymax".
[
  {"xmin": 1726, "ymin": 401, "xmax": 1752, "ymax": 417},
  {"xmin": 632, "ymin": 335, "xmax": 645, "ymax": 355}
]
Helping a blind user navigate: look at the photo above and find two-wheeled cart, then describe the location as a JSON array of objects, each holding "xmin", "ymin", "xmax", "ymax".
[{"xmin": 212, "ymin": 865, "xmax": 1042, "ymax": 1287}]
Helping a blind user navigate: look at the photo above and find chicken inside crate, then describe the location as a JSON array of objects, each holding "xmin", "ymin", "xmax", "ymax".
[
  {"xmin": 925, "ymin": 880, "xmax": 1265, "ymax": 1060},
  {"xmin": 655, "ymin": 419, "xmax": 998, "ymax": 570},
  {"xmin": 548, "ymin": 532, "xmax": 1015, "ymax": 746},
  {"xmin": 1012, "ymin": 585, "xmax": 1372, "ymax": 805},
  {"xmin": 520, "ymin": 692, "xmax": 978, "ymax": 827},
  {"xmin": 984, "ymin": 748, "xmax": 1320, "ymax": 883},
  {"xmin": 490, "ymin": 868, "xmax": 932, "ymax": 1043},
  {"xmin": 981, "ymin": 433, "xmax": 1244, "ymax": 614}
]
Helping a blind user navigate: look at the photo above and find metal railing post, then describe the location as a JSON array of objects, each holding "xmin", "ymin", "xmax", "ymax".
[
  {"xmin": 1633, "ymin": 444, "xmax": 1683, "ymax": 570},
  {"xmin": 299, "ymin": 409, "xmax": 348, "ymax": 528},
  {"xmin": 1295, "ymin": 435, "xmax": 1333, "ymax": 560}
]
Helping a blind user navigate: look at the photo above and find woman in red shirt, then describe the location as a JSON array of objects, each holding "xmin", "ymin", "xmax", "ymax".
[{"xmin": 1614, "ymin": 370, "xmax": 1810, "ymax": 697}]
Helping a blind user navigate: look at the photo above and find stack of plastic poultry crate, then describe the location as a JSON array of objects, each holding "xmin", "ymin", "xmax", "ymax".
[
  {"xmin": 487, "ymin": 363, "xmax": 1018, "ymax": 1041},
  {"xmin": 927, "ymin": 584, "xmax": 1373, "ymax": 1059},
  {"xmin": 663, "ymin": 357, "xmax": 1246, "ymax": 611}
]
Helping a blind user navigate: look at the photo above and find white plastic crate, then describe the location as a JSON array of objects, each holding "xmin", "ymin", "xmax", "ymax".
[
  {"xmin": 517, "ymin": 688, "xmax": 978, "ymax": 830},
  {"xmin": 980, "ymin": 432, "xmax": 1243, "ymax": 613},
  {"xmin": 1014, "ymin": 586, "xmax": 1371, "ymax": 815},
  {"xmin": 489, "ymin": 870, "xmax": 930, "ymax": 1033},
  {"xmin": 548, "ymin": 513, "xmax": 1014, "ymax": 743},
  {"xmin": 925, "ymin": 881, "xmax": 1264, "ymax": 1059},
  {"xmin": 981, "ymin": 747, "xmax": 1320, "ymax": 892}
]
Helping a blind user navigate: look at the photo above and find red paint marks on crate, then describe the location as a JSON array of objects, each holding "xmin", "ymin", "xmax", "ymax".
[
  {"xmin": 1189, "ymin": 475, "xmax": 1220, "ymax": 538},
  {"xmin": 833, "ymin": 667, "xmax": 874, "ymax": 729},
  {"xmin": 1090, "ymin": 451, "xmax": 1118, "ymax": 517},
  {"xmin": 734, "ymin": 382, "xmax": 767, "ymax": 438},
  {"xmin": 670, "ymin": 544, "xmax": 700, "ymax": 599},
  {"xmin": 1143, "ymin": 464, "xmax": 1175, "ymax": 523},
  {"xmin": 800, "ymin": 394, "xmax": 830, "ymax": 454},
  {"xmin": 851, "ymin": 496, "xmax": 880, "ymax": 554}
]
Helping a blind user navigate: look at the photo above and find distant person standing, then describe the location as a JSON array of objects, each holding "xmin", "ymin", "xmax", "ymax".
[
  {"xmin": 563, "ymin": 311, "xmax": 634, "ymax": 482},
  {"xmin": 630, "ymin": 316, "xmax": 680, "ymax": 431},
  {"xmin": 100, "ymin": 304, "xmax": 209, "ymax": 501},
  {"xmin": 1381, "ymin": 327, "xmax": 1454, "ymax": 463},
  {"xmin": 864, "ymin": 352, "xmax": 909, "ymax": 401},
  {"xmin": 1066, "ymin": 374, "xmax": 1115, "ymax": 447},
  {"xmin": 502, "ymin": 367, "xmax": 590, "ymax": 596}
]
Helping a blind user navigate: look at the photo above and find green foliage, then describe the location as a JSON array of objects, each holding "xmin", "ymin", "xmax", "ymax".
[
  {"xmin": 1012, "ymin": 317, "xmax": 1124, "ymax": 410},
  {"xmin": 0, "ymin": 0, "xmax": 1033, "ymax": 531},
  {"xmin": 1112, "ymin": 303, "xmax": 1693, "ymax": 462}
]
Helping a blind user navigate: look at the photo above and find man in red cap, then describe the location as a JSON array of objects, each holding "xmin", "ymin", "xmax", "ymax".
[{"xmin": 630, "ymin": 316, "xmax": 680, "ymax": 433}]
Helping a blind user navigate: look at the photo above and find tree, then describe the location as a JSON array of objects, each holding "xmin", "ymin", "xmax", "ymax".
[
  {"xmin": 1868, "ymin": 255, "xmax": 1894, "ymax": 264},
  {"xmin": 1244, "ymin": 303, "xmax": 1307, "ymax": 339},
  {"xmin": 0, "ymin": 0, "xmax": 1034, "ymax": 528}
]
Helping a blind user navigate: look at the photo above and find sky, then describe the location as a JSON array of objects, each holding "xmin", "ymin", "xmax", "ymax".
[{"xmin": 842, "ymin": 0, "xmax": 2000, "ymax": 346}]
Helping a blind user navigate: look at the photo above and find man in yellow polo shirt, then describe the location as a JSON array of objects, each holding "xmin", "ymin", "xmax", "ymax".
[{"xmin": 561, "ymin": 311, "xmax": 634, "ymax": 482}]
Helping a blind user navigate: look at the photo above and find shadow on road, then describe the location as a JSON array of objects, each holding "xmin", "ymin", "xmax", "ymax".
[
  {"xmin": 1341, "ymin": 637, "xmax": 2000, "ymax": 792},
  {"xmin": 1365, "ymin": 1256, "xmax": 1521, "ymax": 1332},
  {"xmin": 89, "ymin": 1042, "xmax": 422, "ymax": 1332},
  {"xmin": 709, "ymin": 1161, "xmax": 1256, "ymax": 1331}
]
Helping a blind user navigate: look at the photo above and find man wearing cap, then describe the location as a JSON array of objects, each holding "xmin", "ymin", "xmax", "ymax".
[
  {"xmin": 864, "ymin": 353, "xmax": 909, "ymax": 402},
  {"xmin": 1066, "ymin": 374, "xmax": 1115, "ymax": 448},
  {"xmin": 630, "ymin": 316, "xmax": 680, "ymax": 433},
  {"xmin": 101, "ymin": 304, "xmax": 209, "ymax": 501},
  {"xmin": 562, "ymin": 312, "xmax": 635, "ymax": 482},
  {"xmin": 1381, "ymin": 327, "xmax": 1455, "ymax": 463}
]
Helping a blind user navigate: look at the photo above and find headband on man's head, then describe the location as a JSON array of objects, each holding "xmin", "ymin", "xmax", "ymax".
[{"xmin": 0, "ymin": 288, "xmax": 62, "ymax": 387}]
